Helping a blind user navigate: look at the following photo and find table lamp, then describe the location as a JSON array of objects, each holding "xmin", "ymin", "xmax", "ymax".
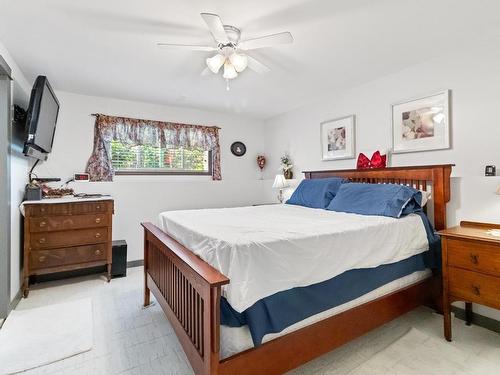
[{"xmin": 272, "ymin": 174, "xmax": 288, "ymax": 203}]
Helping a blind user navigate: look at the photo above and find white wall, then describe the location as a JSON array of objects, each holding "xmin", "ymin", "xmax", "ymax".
[
  {"xmin": 0, "ymin": 40, "xmax": 31, "ymax": 302},
  {"xmin": 263, "ymin": 46, "xmax": 500, "ymax": 320},
  {"xmin": 35, "ymin": 91, "xmax": 266, "ymax": 261}
]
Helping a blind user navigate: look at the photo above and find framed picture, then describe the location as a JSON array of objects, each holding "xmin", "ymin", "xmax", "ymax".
[
  {"xmin": 392, "ymin": 90, "xmax": 450, "ymax": 154},
  {"xmin": 320, "ymin": 115, "xmax": 356, "ymax": 161}
]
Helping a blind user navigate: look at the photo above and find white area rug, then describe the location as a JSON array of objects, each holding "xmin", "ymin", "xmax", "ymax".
[
  {"xmin": 0, "ymin": 298, "xmax": 93, "ymax": 375},
  {"xmin": 348, "ymin": 327, "xmax": 498, "ymax": 375}
]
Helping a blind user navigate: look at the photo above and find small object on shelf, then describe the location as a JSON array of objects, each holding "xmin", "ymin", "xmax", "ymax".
[
  {"xmin": 439, "ymin": 221, "xmax": 500, "ymax": 341},
  {"xmin": 230, "ymin": 141, "xmax": 246, "ymax": 156},
  {"xmin": 272, "ymin": 174, "xmax": 288, "ymax": 203},
  {"xmin": 40, "ymin": 184, "xmax": 74, "ymax": 198},
  {"xmin": 24, "ymin": 184, "xmax": 42, "ymax": 201},
  {"xmin": 74, "ymin": 173, "xmax": 90, "ymax": 182},
  {"xmin": 485, "ymin": 165, "xmax": 496, "ymax": 176}
]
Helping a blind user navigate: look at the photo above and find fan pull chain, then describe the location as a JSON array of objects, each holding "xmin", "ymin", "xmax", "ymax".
[{"xmin": 226, "ymin": 79, "xmax": 230, "ymax": 91}]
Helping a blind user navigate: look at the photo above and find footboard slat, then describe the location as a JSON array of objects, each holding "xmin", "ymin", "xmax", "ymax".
[{"xmin": 142, "ymin": 222, "xmax": 229, "ymax": 375}]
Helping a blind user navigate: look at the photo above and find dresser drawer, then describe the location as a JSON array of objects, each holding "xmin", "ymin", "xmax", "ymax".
[
  {"xmin": 446, "ymin": 238, "xmax": 500, "ymax": 277},
  {"xmin": 27, "ymin": 201, "xmax": 112, "ymax": 217},
  {"xmin": 30, "ymin": 244, "xmax": 107, "ymax": 270},
  {"xmin": 30, "ymin": 214, "xmax": 109, "ymax": 233},
  {"xmin": 30, "ymin": 228, "xmax": 108, "ymax": 249},
  {"xmin": 448, "ymin": 268, "xmax": 500, "ymax": 310}
]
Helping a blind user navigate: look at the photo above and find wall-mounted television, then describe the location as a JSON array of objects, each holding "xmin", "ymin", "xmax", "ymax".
[{"xmin": 23, "ymin": 76, "xmax": 59, "ymax": 161}]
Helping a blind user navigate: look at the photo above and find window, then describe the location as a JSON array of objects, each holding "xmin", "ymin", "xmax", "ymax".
[{"xmin": 110, "ymin": 140, "xmax": 212, "ymax": 175}]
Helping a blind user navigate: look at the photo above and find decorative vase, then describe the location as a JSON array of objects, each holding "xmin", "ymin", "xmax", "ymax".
[{"xmin": 284, "ymin": 170, "xmax": 293, "ymax": 179}]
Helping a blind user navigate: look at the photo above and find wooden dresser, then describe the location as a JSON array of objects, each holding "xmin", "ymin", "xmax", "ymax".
[
  {"xmin": 440, "ymin": 221, "xmax": 500, "ymax": 341},
  {"xmin": 22, "ymin": 198, "xmax": 114, "ymax": 297}
]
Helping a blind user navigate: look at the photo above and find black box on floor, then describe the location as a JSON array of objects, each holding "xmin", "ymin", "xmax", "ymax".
[{"xmin": 111, "ymin": 240, "xmax": 127, "ymax": 278}]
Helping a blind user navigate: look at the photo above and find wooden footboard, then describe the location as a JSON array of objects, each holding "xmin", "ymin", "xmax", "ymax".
[{"xmin": 142, "ymin": 222, "xmax": 229, "ymax": 375}]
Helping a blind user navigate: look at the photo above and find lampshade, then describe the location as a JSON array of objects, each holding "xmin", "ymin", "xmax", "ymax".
[
  {"xmin": 206, "ymin": 54, "xmax": 226, "ymax": 74},
  {"xmin": 229, "ymin": 53, "xmax": 248, "ymax": 73},
  {"xmin": 272, "ymin": 174, "xmax": 288, "ymax": 189},
  {"xmin": 223, "ymin": 61, "xmax": 238, "ymax": 79}
]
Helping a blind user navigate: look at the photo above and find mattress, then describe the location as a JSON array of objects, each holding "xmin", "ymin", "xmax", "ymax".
[
  {"xmin": 159, "ymin": 204, "xmax": 429, "ymax": 313},
  {"xmin": 220, "ymin": 269, "xmax": 432, "ymax": 359}
]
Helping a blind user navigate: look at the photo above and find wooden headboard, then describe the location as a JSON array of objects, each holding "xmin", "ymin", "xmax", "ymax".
[{"xmin": 304, "ymin": 164, "xmax": 454, "ymax": 231}]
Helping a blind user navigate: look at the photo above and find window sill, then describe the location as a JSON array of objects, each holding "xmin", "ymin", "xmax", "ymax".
[{"xmin": 114, "ymin": 171, "xmax": 212, "ymax": 176}]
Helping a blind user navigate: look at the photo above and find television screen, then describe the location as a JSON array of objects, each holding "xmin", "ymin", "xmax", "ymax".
[{"xmin": 23, "ymin": 76, "xmax": 59, "ymax": 160}]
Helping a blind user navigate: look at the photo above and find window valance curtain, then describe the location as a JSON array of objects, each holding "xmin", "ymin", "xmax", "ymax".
[{"xmin": 85, "ymin": 114, "xmax": 221, "ymax": 181}]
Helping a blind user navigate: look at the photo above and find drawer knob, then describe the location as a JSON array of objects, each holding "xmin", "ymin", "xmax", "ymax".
[
  {"xmin": 95, "ymin": 233, "xmax": 101, "ymax": 238},
  {"xmin": 472, "ymin": 285, "xmax": 481, "ymax": 296},
  {"xmin": 95, "ymin": 218, "xmax": 101, "ymax": 224},
  {"xmin": 96, "ymin": 205, "xmax": 101, "ymax": 209},
  {"xmin": 39, "ymin": 221, "xmax": 47, "ymax": 227},
  {"xmin": 470, "ymin": 254, "xmax": 479, "ymax": 265},
  {"xmin": 95, "ymin": 249, "xmax": 101, "ymax": 256},
  {"xmin": 39, "ymin": 255, "xmax": 46, "ymax": 263},
  {"xmin": 39, "ymin": 238, "xmax": 46, "ymax": 244}
]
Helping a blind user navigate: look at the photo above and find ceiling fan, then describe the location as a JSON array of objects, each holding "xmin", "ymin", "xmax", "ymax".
[{"xmin": 156, "ymin": 13, "xmax": 293, "ymax": 89}]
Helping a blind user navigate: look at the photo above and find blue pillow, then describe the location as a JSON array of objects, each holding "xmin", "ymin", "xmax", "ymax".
[
  {"xmin": 286, "ymin": 177, "xmax": 346, "ymax": 209},
  {"xmin": 326, "ymin": 183, "xmax": 423, "ymax": 218}
]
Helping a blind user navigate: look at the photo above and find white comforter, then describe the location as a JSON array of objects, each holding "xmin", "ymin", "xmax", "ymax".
[{"xmin": 158, "ymin": 204, "xmax": 429, "ymax": 313}]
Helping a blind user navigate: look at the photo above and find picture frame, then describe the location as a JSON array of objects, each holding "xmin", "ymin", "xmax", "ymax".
[
  {"xmin": 320, "ymin": 115, "xmax": 356, "ymax": 161},
  {"xmin": 392, "ymin": 90, "xmax": 450, "ymax": 154}
]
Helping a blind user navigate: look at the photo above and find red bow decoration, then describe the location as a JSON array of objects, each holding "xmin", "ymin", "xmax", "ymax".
[{"xmin": 356, "ymin": 151, "xmax": 387, "ymax": 169}]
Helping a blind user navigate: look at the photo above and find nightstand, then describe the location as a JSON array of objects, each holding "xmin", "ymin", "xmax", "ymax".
[{"xmin": 439, "ymin": 221, "xmax": 500, "ymax": 341}]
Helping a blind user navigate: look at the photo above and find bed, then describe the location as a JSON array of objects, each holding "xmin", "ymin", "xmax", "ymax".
[{"xmin": 142, "ymin": 164, "xmax": 453, "ymax": 375}]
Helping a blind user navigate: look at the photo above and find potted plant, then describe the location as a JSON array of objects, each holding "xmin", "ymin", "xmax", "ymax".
[{"xmin": 280, "ymin": 154, "xmax": 293, "ymax": 179}]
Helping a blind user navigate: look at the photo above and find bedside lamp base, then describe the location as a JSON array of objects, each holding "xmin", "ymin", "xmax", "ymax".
[{"xmin": 277, "ymin": 189, "xmax": 284, "ymax": 204}]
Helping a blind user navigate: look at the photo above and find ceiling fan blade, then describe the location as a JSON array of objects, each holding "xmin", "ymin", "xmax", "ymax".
[
  {"xmin": 200, "ymin": 13, "xmax": 229, "ymax": 44},
  {"xmin": 156, "ymin": 43, "xmax": 216, "ymax": 51},
  {"xmin": 239, "ymin": 31, "xmax": 293, "ymax": 50},
  {"xmin": 201, "ymin": 67, "xmax": 212, "ymax": 76},
  {"xmin": 247, "ymin": 56, "xmax": 271, "ymax": 74}
]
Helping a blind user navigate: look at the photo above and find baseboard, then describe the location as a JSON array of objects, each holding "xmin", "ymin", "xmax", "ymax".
[
  {"xmin": 452, "ymin": 306, "xmax": 500, "ymax": 334},
  {"xmin": 8, "ymin": 289, "xmax": 22, "ymax": 312},
  {"xmin": 127, "ymin": 259, "xmax": 144, "ymax": 268}
]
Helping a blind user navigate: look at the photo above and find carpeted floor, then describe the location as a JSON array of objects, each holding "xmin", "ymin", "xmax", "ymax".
[{"xmin": 9, "ymin": 267, "xmax": 500, "ymax": 375}]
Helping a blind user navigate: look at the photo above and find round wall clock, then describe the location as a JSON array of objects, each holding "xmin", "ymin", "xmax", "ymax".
[{"xmin": 230, "ymin": 141, "xmax": 246, "ymax": 157}]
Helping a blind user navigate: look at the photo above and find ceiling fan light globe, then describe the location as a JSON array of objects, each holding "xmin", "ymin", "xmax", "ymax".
[
  {"xmin": 206, "ymin": 54, "xmax": 225, "ymax": 74},
  {"xmin": 229, "ymin": 53, "xmax": 248, "ymax": 72},
  {"xmin": 223, "ymin": 61, "xmax": 238, "ymax": 79}
]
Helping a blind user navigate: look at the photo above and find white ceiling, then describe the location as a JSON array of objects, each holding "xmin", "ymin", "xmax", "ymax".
[{"xmin": 1, "ymin": 0, "xmax": 499, "ymax": 119}]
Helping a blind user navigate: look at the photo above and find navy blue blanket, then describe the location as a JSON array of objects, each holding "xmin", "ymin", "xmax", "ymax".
[{"xmin": 220, "ymin": 212, "xmax": 440, "ymax": 346}]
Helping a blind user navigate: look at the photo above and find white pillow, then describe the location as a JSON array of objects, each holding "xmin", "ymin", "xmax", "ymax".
[{"xmin": 420, "ymin": 190, "xmax": 431, "ymax": 207}]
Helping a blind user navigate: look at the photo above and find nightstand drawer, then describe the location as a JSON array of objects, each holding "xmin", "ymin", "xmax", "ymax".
[
  {"xmin": 30, "ymin": 214, "xmax": 109, "ymax": 232},
  {"xmin": 30, "ymin": 245, "xmax": 107, "ymax": 270},
  {"xmin": 447, "ymin": 238, "xmax": 500, "ymax": 276},
  {"xmin": 30, "ymin": 228, "xmax": 108, "ymax": 249},
  {"xmin": 448, "ymin": 268, "xmax": 500, "ymax": 310}
]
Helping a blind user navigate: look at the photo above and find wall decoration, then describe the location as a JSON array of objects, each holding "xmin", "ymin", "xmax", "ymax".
[
  {"xmin": 280, "ymin": 153, "xmax": 293, "ymax": 179},
  {"xmin": 257, "ymin": 155, "xmax": 266, "ymax": 179},
  {"xmin": 392, "ymin": 90, "xmax": 450, "ymax": 153},
  {"xmin": 230, "ymin": 141, "xmax": 246, "ymax": 156},
  {"xmin": 356, "ymin": 151, "xmax": 387, "ymax": 169},
  {"xmin": 320, "ymin": 115, "xmax": 356, "ymax": 161}
]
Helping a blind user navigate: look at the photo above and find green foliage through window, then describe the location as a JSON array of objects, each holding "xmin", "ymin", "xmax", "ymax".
[{"xmin": 111, "ymin": 140, "xmax": 210, "ymax": 174}]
